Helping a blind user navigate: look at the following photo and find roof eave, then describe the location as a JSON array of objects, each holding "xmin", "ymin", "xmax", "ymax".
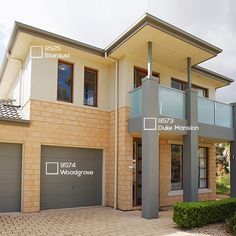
[
  {"xmin": 0, "ymin": 21, "xmax": 105, "ymax": 82},
  {"xmin": 192, "ymin": 65, "xmax": 234, "ymax": 84},
  {"xmin": 106, "ymin": 13, "xmax": 223, "ymax": 56}
]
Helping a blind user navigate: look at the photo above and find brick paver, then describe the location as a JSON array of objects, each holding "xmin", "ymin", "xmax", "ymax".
[{"xmin": 0, "ymin": 207, "xmax": 205, "ymax": 235}]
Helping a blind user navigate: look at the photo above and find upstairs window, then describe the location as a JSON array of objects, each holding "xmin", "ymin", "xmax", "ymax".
[
  {"xmin": 171, "ymin": 78, "xmax": 208, "ymax": 97},
  {"xmin": 84, "ymin": 67, "xmax": 98, "ymax": 107},
  {"xmin": 134, "ymin": 66, "xmax": 159, "ymax": 89},
  {"xmin": 57, "ymin": 60, "xmax": 73, "ymax": 102}
]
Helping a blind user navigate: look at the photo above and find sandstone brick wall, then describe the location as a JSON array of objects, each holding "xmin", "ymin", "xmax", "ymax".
[
  {"xmin": 0, "ymin": 100, "xmax": 217, "ymax": 212},
  {"xmin": 117, "ymin": 107, "xmax": 133, "ymax": 210},
  {"xmin": 0, "ymin": 99, "xmax": 113, "ymax": 212}
]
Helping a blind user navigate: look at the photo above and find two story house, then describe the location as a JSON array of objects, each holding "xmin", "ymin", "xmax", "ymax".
[{"xmin": 0, "ymin": 13, "xmax": 235, "ymax": 219}]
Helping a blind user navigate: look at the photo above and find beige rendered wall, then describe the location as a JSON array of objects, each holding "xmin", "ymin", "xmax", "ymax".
[
  {"xmin": 30, "ymin": 53, "xmax": 113, "ymax": 111},
  {"xmin": 118, "ymin": 55, "xmax": 217, "ymax": 108}
]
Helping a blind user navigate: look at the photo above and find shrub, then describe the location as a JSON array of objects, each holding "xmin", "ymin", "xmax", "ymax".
[
  {"xmin": 227, "ymin": 212, "xmax": 236, "ymax": 235},
  {"xmin": 173, "ymin": 198, "xmax": 236, "ymax": 228}
]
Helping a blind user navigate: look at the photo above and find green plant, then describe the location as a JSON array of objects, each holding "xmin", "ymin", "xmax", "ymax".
[
  {"xmin": 227, "ymin": 212, "xmax": 236, "ymax": 235},
  {"xmin": 216, "ymin": 174, "xmax": 230, "ymax": 195},
  {"xmin": 173, "ymin": 198, "xmax": 236, "ymax": 228}
]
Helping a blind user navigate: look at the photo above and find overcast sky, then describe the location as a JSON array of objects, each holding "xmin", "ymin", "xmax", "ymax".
[{"xmin": 0, "ymin": 0, "xmax": 235, "ymax": 103}]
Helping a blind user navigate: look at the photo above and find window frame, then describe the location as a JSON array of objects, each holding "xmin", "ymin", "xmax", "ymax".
[
  {"xmin": 198, "ymin": 146, "xmax": 209, "ymax": 189},
  {"xmin": 171, "ymin": 144, "xmax": 183, "ymax": 191},
  {"xmin": 171, "ymin": 77, "xmax": 208, "ymax": 98},
  {"xmin": 84, "ymin": 67, "xmax": 98, "ymax": 107},
  {"xmin": 134, "ymin": 66, "xmax": 160, "ymax": 89},
  {"xmin": 170, "ymin": 144, "xmax": 209, "ymax": 190},
  {"xmin": 57, "ymin": 60, "xmax": 74, "ymax": 103}
]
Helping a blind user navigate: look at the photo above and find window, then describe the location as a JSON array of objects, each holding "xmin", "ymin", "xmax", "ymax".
[
  {"xmin": 199, "ymin": 147, "xmax": 208, "ymax": 188},
  {"xmin": 171, "ymin": 78, "xmax": 208, "ymax": 97},
  {"xmin": 134, "ymin": 66, "xmax": 159, "ymax": 89},
  {"xmin": 170, "ymin": 145, "xmax": 208, "ymax": 190},
  {"xmin": 171, "ymin": 144, "xmax": 183, "ymax": 190},
  {"xmin": 57, "ymin": 61, "xmax": 73, "ymax": 102},
  {"xmin": 84, "ymin": 67, "xmax": 98, "ymax": 107}
]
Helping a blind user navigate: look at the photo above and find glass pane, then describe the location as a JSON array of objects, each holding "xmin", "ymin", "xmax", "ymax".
[
  {"xmin": 159, "ymin": 86, "xmax": 186, "ymax": 119},
  {"xmin": 171, "ymin": 180, "xmax": 182, "ymax": 190},
  {"xmin": 199, "ymin": 168, "xmax": 206, "ymax": 178},
  {"xmin": 84, "ymin": 69, "xmax": 96, "ymax": 106},
  {"xmin": 198, "ymin": 97, "xmax": 214, "ymax": 125},
  {"xmin": 171, "ymin": 80, "xmax": 182, "ymax": 90},
  {"xmin": 171, "ymin": 144, "xmax": 183, "ymax": 190},
  {"xmin": 130, "ymin": 88, "xmax": 142, "ymax": 118},
  {"xmin": 58, "ymin": 62, "xmax": 72, "ymax": 102},
  {"xmin": 199, "ymin": 147, "xmax": 206, "ymax": 158},
  {"xmin": 215, "ymin": 102, "xmax": 233, "ymax": 128},
  {"xmin": 199, "ymin": 158, "xmax": 206, "ymax": 168},
  {"xmin": 199, "ymin": 179, "xmax": 206, "ymax": 188}
]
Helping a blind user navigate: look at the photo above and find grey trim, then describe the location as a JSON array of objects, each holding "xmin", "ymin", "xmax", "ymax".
[
  {"xmin": 230, "ymin": 104, "xmax": 236, "ymax": 197},
  {"xmin": 106, "ymin": 13, "xmax": 222, "ymax": 56},
  {"xmin": 192, "ymin": 66, "xmax": 234, "ymax": 84},
  {"xmin": 183, "ymin": 88, "xmax": 199, "ymax": 202},
  {"xmin": 141, "ymin": 76, "xmax": 159, "ymax": 219},
  {"xmin": 199, "ymin": 123, "xmax": 234, "ymax": 141},
  {"xmin": 128, "ymin": 116, "xmax": 234, "ymax": 140}
]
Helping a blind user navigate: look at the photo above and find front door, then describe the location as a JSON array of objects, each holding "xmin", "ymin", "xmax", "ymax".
[{"xmin": 133, "ymin": 138, "xmax": 142, "ymax": 206}]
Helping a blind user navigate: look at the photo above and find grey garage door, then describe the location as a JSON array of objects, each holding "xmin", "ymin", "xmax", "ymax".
[
  {"xmin": 41, "ymin": 146, "xmax": 103, "ymax": 210},
  {"xmin": 0, "ymin": 143, "xmax": 22, "ymax": 212}
]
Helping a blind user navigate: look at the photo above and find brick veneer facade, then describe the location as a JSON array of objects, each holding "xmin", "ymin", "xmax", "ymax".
[{"xmin": 0, "ymin": 100, "xmax": 216, "ymax": 212}]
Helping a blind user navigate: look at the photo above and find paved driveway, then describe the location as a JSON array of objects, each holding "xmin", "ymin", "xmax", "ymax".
[{"xmin": 0, "ymin": 207, "xmax": 226, "ymax": 235}]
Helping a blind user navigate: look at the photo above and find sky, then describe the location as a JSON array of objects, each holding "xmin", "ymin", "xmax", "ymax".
[{"xmin": 0, "ymin": 0, "xmax": 235, "ymax": 103}]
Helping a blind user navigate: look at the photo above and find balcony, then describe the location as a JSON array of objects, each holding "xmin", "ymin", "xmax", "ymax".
[{"xmin": 130, "ymin": 85, "xmax": 233, "ymax": 129}]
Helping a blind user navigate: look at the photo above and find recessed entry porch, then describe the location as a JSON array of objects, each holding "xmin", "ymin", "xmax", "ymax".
[{"xmin": 132, "ymin": 135, "xmax": 217, "ymax": 208}]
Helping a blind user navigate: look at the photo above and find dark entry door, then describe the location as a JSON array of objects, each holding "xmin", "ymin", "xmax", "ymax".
[{"xmin": 133, "ymin": 138, "xmax": 142, "ymax": 206}]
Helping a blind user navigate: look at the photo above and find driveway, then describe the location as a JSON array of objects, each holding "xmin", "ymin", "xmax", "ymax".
[{"xmin": 0, "ymin": 207, "xmax": 228, "ymax": 235}]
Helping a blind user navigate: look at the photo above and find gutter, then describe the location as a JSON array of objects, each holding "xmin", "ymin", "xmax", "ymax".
[{"xmin": 105, "ymin": 52, "xmax": 119, "ymax": 210}]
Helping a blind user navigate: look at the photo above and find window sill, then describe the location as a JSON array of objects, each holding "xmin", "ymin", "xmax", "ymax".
[{"xmin": 168, "ymin": 188, "xmax": 212, "ymax": 197}]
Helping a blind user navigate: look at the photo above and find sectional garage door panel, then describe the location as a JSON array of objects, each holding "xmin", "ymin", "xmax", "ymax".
[
  {"xmin": 41, "ymin": 146, "xmax": 103, "ymax": 210},
  {"xmin": 0, "ymin": 143, "xmax": 22, "ymax": 213}
]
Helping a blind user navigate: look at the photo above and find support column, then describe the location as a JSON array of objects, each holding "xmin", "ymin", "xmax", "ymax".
[
  {"xmin": 230, "ymin": 103, "xmax": 236, "ymax": 197},
  {"xmin": 183, "ymin": 58, "xmax": 199, "ymax": 202},
  {"xmin": 142, "ymin": 41, "xmax": 159, "ymax": 219}
]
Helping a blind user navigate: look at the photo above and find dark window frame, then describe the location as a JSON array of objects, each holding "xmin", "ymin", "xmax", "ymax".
[
  {"xmin": 171, "ymin": 144, "xmax": 183, "ymax": 190},
  {"xmin": 171, "ymin": 77, "xmax": 208, "ymax": 98},
  {"xmin": 57, "ymin": 60, "xmax": 73, "ymax": 103},
  {"xmin": 198, "ymin": 146, "xmax": 209, "ymax": 189},
  {"xmin": 84, "ymin": 67, "xmax": 98, "ymax": 107},
  {"xmin": 170, "ymin": 144, "xmax": 209, "ymax": 190},
  {"xmin": 134, "ymin": 66, "xmax": 160, "ymax": 89}
]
